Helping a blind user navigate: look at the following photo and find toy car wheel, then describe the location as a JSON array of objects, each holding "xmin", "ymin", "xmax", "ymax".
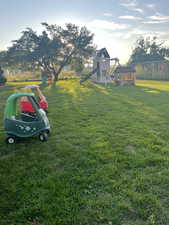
[
  {"xmin": 46, "ymin": 129, "xmax": 51, "ymax": 135},
  {"xmin": 6, "ymin": 136, "xmax": 16, "ymax": 144},
  {"xmin": 39, "ymin": 132, "xmax": 48, "ymax": 142}
]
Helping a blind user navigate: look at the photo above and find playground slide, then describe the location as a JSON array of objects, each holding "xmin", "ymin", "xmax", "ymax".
[{"xmin": 80, "ymin": 68, "xmax": 97, "ymax": 84}]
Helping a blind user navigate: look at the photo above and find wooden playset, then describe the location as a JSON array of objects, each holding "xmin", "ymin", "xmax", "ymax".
[{"xmin": 80, "ymin": 48, "xmax": 136, "ymax": 86}]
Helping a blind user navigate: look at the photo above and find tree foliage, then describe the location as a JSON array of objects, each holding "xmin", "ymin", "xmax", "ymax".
[
  {"xmin": 71, "ymin": 57, "xmax": 85, "ymax": 73},
  {"xmin": 4, "ymin": 23, "xmax": 94, "ymax": 80},
  {"xmin": 0, "ymin": 66, "xmax": 7, "ymax": 85},
  {"xmin": 0, "ymin": 51, "xmax": 8, "ymax": 67},
  {"xmin": 129, "ymin": 36, "xmax": 169, "ymax": 64}
]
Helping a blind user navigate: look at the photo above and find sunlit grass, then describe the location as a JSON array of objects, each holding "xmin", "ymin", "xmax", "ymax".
[
  {"xmin": 8, "ymin": 81, "xmax": 41, "ymax": 86},
  {"xmin": 137, "ymin": 80, "xmax": 169, "ymax": 91},
  {"xmin": 0, "ymin": 80, "xmax": 169, "ymax": 225}
]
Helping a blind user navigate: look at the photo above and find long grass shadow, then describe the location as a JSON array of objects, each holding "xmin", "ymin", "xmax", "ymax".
[{"xmin": 1, "ymin": 80, "xmax": 169, "ymax": 224}]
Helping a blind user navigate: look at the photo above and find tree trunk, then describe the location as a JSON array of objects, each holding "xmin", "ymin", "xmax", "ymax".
[
  {"xmin": 54, "ymin": 50, "xmax": 75, "ymax": 81},
  {"xmin": 54, "ymin": 66, "xmax": 63, "ymax": 81},
  {"xmin": 53, "ymin": 71, "xmax": 59, "ymax": 81}
]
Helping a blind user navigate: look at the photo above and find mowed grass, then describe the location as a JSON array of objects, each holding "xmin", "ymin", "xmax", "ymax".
[{"xmin": 0, "ymin": 80, "xmax": 169, "ymax": 225}]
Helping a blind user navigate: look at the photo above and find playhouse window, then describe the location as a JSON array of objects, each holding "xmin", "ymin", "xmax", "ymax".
[{"xmin": 14, "ymin": 97, "xmax": 39, "ymax": 122}]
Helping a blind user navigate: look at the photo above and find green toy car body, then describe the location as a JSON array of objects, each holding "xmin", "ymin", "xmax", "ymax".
[{"xmin": 4, "ymin": 92, "xmax": 51, "ymax": 144}]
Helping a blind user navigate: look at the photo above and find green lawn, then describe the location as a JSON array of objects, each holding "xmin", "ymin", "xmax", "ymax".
[{"xmin": 0, "ymin": 80, "xmax": 169, "ymax": 225}]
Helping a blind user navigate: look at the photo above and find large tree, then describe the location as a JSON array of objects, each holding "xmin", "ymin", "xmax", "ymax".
[
  {"xmin": 5, "ymin": 23, "xmax": 94, "ymax": 81},
  {"xmin": 128, "ymin": 36, "xmax": 169, "ymax": 64}
]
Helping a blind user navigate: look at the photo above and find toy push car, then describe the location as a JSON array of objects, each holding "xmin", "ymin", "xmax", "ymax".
[{"xmin": 4, "ymin": 92, "xmax": 51, "ymax": 144}]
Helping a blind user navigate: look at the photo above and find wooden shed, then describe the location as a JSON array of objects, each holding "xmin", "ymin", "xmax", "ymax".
[
  {"xmin": 114, "ymin": 66, "xmax": 136, "ymax": 86},
  {"xmin": 134, "ymin": 60, "xmax": 169, "ymax": 80}
]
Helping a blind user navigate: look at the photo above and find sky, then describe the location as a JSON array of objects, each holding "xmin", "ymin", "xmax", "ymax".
[{"xmin": 0, "ymin": 0, "xmax": 169, "ymax": 63}]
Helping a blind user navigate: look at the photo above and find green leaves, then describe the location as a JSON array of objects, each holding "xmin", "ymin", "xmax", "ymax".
[
  {"xmin": 129, "ymin": 36, "xmax": 169, "ymax": 64},
  {"xmin": 3, "ymin": 23, "xmax": 94, "ymax": 80}
]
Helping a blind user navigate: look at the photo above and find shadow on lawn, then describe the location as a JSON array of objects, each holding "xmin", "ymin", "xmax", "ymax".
[
  {"xmin": 1, "ymin": 80, "xmax": 169, "ymax": 150},
  {"xmin": 56, "ymin": 80, "xmax": 169, "ymax": 133},
  {"xmin": 44, "ymin": 80, "xmax": 169, "ymax": 127},
  {"xmin": 1, "ymin": 80, "xmax": 169, "ymax": 225},
  {"xmin": 45, "ymin": 80, "xmax": 169, "ymax": 114}
]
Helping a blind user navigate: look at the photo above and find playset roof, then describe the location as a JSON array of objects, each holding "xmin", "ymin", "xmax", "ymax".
[
  {"xmin": 96, "ymin": 48, "xmax": 110, "ymax": 58},
  {"xmin": 114, "ymin": 66, "xmax": 136, "ymax": 73}
]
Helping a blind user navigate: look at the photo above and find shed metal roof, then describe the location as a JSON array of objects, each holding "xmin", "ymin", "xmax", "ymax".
[{"xmin": 114, "ymin": 66, "xmax": 136, "ymax": 73}]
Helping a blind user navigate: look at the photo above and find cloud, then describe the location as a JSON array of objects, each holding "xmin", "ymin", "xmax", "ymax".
[
  {"xmin": 143, "ymin": 20, "xmax": 168, "ymax": 24},
  {"xmin": 134, "ymin": 8, "xmax": 144, "ymax": 14},
  {"xmin": 121, "ymin": 27, "xmax": 169, "ymax": 41},
  {"xmin": 119, "ymin": 15, "xmax": 142, "ymax": 20},
  {"xmin": 92, "ymin": 30, "xmax": 131, "ymax": 63},
  {"xmin": 103, "ymin": 13, "xmax": 113, "ymax": 17},
  {"xmin": 89, "ymin": 19, "xmax": 130, "ymax": 31},
  {"xmin": 120, "ymin": 0, "xmax": 144, "ymax": 14},
  {"xmin": 148, "ymin": 15, "xmax": 169, "ymax": 21},
  {"xmin": 145, "ymin": 4, "xmax": 156, "ymax": 9},
  {"xmin": 143, "ymin": 15, "xmax": 169, "ymax": 24},
  {"xmin": 120, "ymin": 0, "xmax": 137, "ymax": 8}
]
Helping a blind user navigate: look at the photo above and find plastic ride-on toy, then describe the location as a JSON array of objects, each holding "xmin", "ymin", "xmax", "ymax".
[{"xmin": 4, "ymin": 92, "xmax": 51, "ymax": 144}]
